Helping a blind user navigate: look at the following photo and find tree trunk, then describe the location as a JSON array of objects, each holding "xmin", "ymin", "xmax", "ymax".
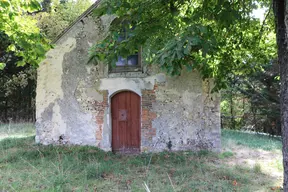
[
  {"xmin": 4, "ymin": 98, "xmax": 8, "ymax": 121},
  {"xmin": 230, "ymin": 88, "xmax": 236, "ymax": 129},
  {"xmin": 274, "ymin": 0, "xmax": 288, "ymax": 190}
]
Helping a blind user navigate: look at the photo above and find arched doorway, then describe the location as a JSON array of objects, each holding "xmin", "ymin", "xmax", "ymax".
[{"xmin": 111, "ymin": 91, "xmax": 141, "ymax": 153}]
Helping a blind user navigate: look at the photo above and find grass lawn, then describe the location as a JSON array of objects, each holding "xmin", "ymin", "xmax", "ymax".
[{"xmin": 0, "ymin": 124, "xmax": 283, "ymax": 192}]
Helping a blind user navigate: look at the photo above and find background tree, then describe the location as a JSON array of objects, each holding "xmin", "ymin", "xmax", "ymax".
[
  {"xmin": 273, "ymin": 0, "xmax": 288, "ymax": 190},
  {"xmin": 0, "ymin": 0, "xmax": 92, "ymax": 122},
  {"xmin": 0, "ymin": 0, "xmax": 45, "ymax": 122},
  {"xmin": 0, "ymin": 32, "xmax": 37, "ymax": 122},
  {"xmin": 0, "ymin": 0, "xmax": 50, "ymax": 69},
  {"xmin": 221, "ymin": 60, "xmax": 280, "ymax": 135},
  {"xmin": 35, "ymin": 0, "xmax": 91, "ymax": 40}
]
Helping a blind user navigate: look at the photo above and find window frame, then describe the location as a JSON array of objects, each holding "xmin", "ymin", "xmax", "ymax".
[
  {"xmin": 109, "ymin": 24, "xmax": 142, "ymax": 73},
  {"xmin": 109, "ymin": 47, "xmax": 142, "ymax": 73}
]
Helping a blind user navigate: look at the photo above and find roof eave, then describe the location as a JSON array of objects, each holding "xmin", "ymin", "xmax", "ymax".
[{"xmin": 52, "ymin": 0, "xmax": 103, "ymax": 44}]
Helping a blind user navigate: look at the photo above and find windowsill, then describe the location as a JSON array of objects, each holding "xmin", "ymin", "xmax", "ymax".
[
  {"xmin": 108, "ymin": 66, "xmax": 147, "ymax": 78},
  {"xmin": 109, "ymin": 66, "xmax": 142, "ymax": 73}
]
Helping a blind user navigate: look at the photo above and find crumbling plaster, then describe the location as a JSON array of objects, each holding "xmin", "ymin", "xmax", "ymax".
[
  {"xmin": 140, "ymin": 71, "xmax": 221, "ymax": 152},
  {"xmin": 35, "ymin": 37, "xmax": 76, "ymax": 144},
  {"xmin": 36, "ymin": 15, "xmax": 106, "ymax": 146}
]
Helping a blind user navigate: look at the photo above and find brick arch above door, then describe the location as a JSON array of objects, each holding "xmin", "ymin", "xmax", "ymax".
[{"xmin": 109, "ymin": 89, "xmax": 141, "ymax": 98}]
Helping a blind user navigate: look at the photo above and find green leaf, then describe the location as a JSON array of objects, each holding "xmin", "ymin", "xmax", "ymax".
[
  {"xmin": 30, "ymin": 1, "xmax": 41, "ymax": 10},
  {"xmin": 16, "ymin": 60, "xmax": 26, "ymax": 67},
  {"xmin": 184, "ymin": 43, "xmax": 191, "ymax": 55},
  {"xmin": 9, "ymin": 12, "xmax": 14, "ymax": 20},
  {"xmin": 93, "ymin": 6, "xmax": 107, "ymax": 17},
  {"xmin": 0, "ymin": 63, "xmax": 6, "ymax": 70},
  {"xmin": 0, "ymin": 0, "xmax": 10, "ymax": 8},
  {"xmin": 7, "ymin": 44, "xmax": 16, "ymax": 52},
  {"xmin": 35, "ymin": 44, "xmax": 46, "ymax": 55}
]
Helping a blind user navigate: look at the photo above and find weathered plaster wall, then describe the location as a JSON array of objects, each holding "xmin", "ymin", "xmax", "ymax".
[
  {"xmin": 36, "ymin": 15, "xmax": 109, "ymax": 146},
  {"xmin": 141, "ymin": 71, "xmax": 221, "ymax": 152},
  {"xmin": 35, "ymin": 37, "xmax": 76, "ymax": 144},
  {"xmin": 36, "ymin": 12, "xmax": 221, "ymax": 152}
]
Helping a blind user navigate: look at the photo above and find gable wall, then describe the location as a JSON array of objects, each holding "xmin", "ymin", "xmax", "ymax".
[{"xmin": 36, "ymin": 13, "xmax": 221, "ymax": 152}]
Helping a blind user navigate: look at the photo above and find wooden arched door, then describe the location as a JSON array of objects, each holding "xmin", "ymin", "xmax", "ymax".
[{"xmin": 111, "ymin": 91, "xmax": 141, "ymax": 153}]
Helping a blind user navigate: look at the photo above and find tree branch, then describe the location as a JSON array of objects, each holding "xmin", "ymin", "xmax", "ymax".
[{"xmin": 259, "ymin": 3, "xmax": 272, "ymax": 42}]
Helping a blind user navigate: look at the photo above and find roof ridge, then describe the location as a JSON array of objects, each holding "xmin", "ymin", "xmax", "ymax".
[{"xmin": 52, "ymin": 0, "xmax": 103, "ymax": 44}]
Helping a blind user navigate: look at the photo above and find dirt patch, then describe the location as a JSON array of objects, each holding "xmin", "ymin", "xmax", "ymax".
[{"xmin": 223, "ymin": 141, "xmax": 283, "ymax": 187}]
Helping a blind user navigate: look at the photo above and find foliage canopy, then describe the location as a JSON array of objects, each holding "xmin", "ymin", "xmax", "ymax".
[
  {"xmin": 0, "ymin": 0, "xmax": 50, "ymax": 69},
  {"xmin": 0, "ymin": 0, "xmax": 92, "ymax": 122},
  {"xmin": 35, "ymin": 0, "xmax": 91, "ymax": 40},
  {"xmin": 90, "ymin": 0, "xmax": 276, "ymax": 90}
]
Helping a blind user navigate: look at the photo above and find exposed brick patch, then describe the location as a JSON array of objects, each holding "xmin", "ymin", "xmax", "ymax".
[
  {"xmin": 141, "ymin": 84, "xmax": 158, "ymax": 141},
  {"xmin": 94, "ymin": 90, "xmax": 108, "ymax": 146},
  {"xmin": 96, "ymin": 125, "xmax": 103, "ymax": 140}
]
